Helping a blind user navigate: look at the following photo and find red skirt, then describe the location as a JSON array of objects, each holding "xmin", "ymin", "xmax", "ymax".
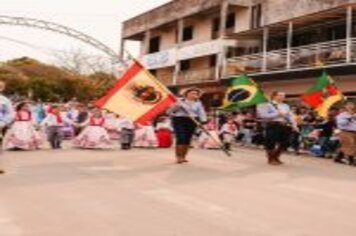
[{"xmin": 156, "ymin": 129, "xmax": 173, "ymax": 148}]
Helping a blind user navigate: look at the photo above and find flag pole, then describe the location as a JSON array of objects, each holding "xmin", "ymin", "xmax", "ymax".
[{"xmin": 123, "ymin": 50, "xmax": 231, "ymax": 157}]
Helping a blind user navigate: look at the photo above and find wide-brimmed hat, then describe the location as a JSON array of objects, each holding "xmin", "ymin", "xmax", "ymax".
[{"xmin": 180, "ymin": 87, "xmax": 204, "ymax": 97}]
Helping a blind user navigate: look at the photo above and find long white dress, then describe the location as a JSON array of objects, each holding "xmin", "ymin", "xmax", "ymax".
[
  {"xmin": 134, "ymin": 124, "xmax": 158, "ymax": 148},
  {"xmin": 3, "ymin": 111, "xmax": 43, "ymax": 150},
  {"xmin": 73, "ymin": 117, "xmax": 112, "ymax": 149}
]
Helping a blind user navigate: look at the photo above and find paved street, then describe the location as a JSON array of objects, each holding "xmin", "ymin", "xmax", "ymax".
[{"xmin": 0, "ymin": 146, "xmax": 355, "ymax": 236}]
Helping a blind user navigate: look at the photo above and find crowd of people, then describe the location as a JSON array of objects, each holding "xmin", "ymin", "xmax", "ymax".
[{"xmin": 0, "ymin": 81, "xmax": 354, "ymax": 173}]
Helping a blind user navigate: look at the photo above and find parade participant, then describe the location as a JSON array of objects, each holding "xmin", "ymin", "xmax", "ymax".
[
  {"xmin": 155, "ymin": 116, "xmax": 173, "ymax": 148},
  {"xmin": 335, "ymin": 102, "xmax": 356, "ymax": 165},
  {"xmin": 220, "ymin": 116, "xmax": 239, "ymax": 151},
  {"xmin": 74, "ymin": 104, "xmax": 89, "ymax": 136},
  {"xmin": 134, "ymin": 122, "xmax": 158, "ymax": 148},
  {"xmin": 73, "ymin": 109, "xmax": 112, "ymax": 149},
  {"xmin": 257, "ymin": 91, "xmax": 297, "ymax": 165},
  {"xmin": 0, "ymin": 81, "xmax": 15, "ymax": 174},
  {"xmin": 117, "ymin": 116, "xmax": 135, "ymax": 150},
  {"xmin": 198, "ymin": 118, "xmax": 220, "ymax": 149},
  {"xmin": 41, "ymin": 106, "xmax": 66, "ymax": 149},
  {"xmin": 3, "ymin": 102, "xmax": 42, "ymax": 150},
  {"xmin": 240, "ymin": 112, "xmax": 257, "ymax": 146},
  {"xmin": 33, "ymin": 100, "xmax": 46, "ymax": 125},
  {"xmin": 67, "ymin": 100, "xmax": 79, "ymax": 122},
  {"xmin": 60, "ymin": 105, "xmax": 75, "ymax": 139},
  {"xmin": 105, "ymin": 112, "xmax": 120, "ymax": 140},
  {"xmin": 169, "ymin": 87, "xmax": 207, "ymax": 164}
]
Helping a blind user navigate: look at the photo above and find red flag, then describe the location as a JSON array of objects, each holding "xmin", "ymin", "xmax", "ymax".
[{"xmin": 95, "ymin": 61, "xmax": 176, "ymax": 124}]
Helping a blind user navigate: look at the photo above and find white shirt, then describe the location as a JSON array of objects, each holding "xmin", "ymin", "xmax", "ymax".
[{"xmin": 117, "ymin": 118, "xmax": 135, "ymax": 131}]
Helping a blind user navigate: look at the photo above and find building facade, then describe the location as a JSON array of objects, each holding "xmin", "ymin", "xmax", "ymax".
[{"xmin": 121, "ymin": 0, "xmax": 356, "ymax": 106}]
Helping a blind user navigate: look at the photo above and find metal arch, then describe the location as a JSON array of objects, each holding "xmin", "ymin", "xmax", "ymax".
[{"xmin": 0, "ymin": 15, "xmax": 122, "ymax": 64}]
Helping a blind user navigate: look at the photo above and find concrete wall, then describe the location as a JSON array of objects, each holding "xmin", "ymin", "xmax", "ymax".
[
  {"xmin": 156, "ymin": 67, "xmax": 175, "ymax": 85},
  {"xmin": 180, "ymin": 15, "xmax": 216, "ymax": 47},
  {"xmin": 150, "ymin": 27, "xmax": 177, "ymax": 51},
  {"xmin": 190, "ymin": 56, "xmax": 211, "ymax": 69},
  {"xmin": 234, "ymin": 6, "xmax": 251, "ymax": 33},
  {"xmin": 123, "ymin": 0, "xmax": 224, "ymax": 39},
  {"xmin": 262, "ymin": 0, "xmax": 356, "ymax": 26}
]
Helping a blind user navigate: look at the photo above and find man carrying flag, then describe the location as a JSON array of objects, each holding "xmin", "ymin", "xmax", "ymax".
[
  {"xmin": 96, "ymin": 59, "xmax": 228, "ymax": 163},
  {"xmin": 222, "ymin": 75, "xmax": 295, "ymax": 165},
  {"xmin": 257, "ymin": 91, "xmax": 297, "ymax": 166},
  {"xmin": 302, "ymin": 71, "xmax": 344, "ymax": 118}
]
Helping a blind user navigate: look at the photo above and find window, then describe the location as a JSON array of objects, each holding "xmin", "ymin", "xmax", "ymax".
[
  {"xmin": 183, "ymin": 26, "xmax": 194, "ymax": 41},
  {"xmin": 213, "ymin": 17, "xmax": 220, "ymax": 32},
  {"xmin": 180, "ymin": 60, "xmax": 191, "ymax": 71},
  {"xmin": 226, "ymin": 13, "xmax": 236, "ymax": 29},
  {"xmin": 209, "ymin": 55, "xmax": 217, "ymax": 67},
  {"xmin": 251, "ymin": 4, "xmax": 262, "ymax": 29},
  {"xmin": 212, "ymin": 18, "xmax": 220, "ymax": 39},
  {"xmin": 149, "ymin": 36, "xmax": 160, "ymax": 53}
]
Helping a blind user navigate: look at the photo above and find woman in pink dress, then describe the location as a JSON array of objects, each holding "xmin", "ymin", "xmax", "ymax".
[
  {"xmin": 73, "ymin": 109, "xmax": 112, "ymax": 149},
  {"xmin": 3, "ymin": 102, "xmax": 43, "ymax": 150}
]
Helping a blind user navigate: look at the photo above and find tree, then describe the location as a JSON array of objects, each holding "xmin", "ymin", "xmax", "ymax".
[{"xmin": 0, "ymin": 57, "xmax": 117, "ymax": 102}]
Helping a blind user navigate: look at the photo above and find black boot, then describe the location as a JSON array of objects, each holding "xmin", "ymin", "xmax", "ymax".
[
  {"xmin": 348, "ymin": 156, "xmax": 355, "ymax": 166},
  {"xmin": 50, "ymin": 140, "xmax": 56, "ymax": 149},
  {"xmin": 334, "ymin": 152, "xmax": 345, "ymax": 164},
  {"xmin": 224, "ymin": 143, "xmax": 231, "ymax": 151}
]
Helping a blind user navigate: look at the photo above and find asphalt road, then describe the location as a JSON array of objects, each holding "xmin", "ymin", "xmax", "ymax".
[{"xmin": 0, "ymin": 146, "xmax": 355, "ymax": 236}]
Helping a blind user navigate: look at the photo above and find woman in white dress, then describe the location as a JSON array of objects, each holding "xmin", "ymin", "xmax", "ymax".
[
  {"xmin": 3, "ymin": 102, "xmax": 43, "ymax": 150},
  {"xmin": 73, "ymin": 109, "xmax": 112, "ymax": 149},
  {"xmin": 134, "ymin": 122, "xmax": 158, "ymax": 148}
]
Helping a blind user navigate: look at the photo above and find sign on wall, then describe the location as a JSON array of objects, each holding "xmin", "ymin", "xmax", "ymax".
[{"xmin": 142, "ymin": 49, "xmax": 177, "ymax": 69}]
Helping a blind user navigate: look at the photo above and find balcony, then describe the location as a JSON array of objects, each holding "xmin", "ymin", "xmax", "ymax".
[
  {"xmin": 226, "ymin": 38, "xmax": 355, "ymax": 76},
  {"xmin": 177, "ymin": 68, "xmax": 216, "ymax": 85}
]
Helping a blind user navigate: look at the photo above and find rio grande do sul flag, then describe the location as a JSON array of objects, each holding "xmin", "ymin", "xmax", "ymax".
[
  {"xmin": 95, "ymin": 60, "xmax": 177, "ymax": 125},
  {"xmin": 302, "ymin": 72, "xmax": 344, "ymax": 118}
]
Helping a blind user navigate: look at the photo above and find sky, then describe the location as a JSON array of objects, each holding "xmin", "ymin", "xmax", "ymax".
[{"xmin": 0, "ymin": 0, "xmax": 170, "ymax": 67}]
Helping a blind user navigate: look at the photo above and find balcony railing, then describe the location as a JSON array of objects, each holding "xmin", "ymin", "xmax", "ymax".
[
  {"xmin": 177, "ymin": 68, "xmax": 216, "ymax": 85},
  {"xmin": 226, "ymin": 38, "xmax": 356, "ymax": 76}
]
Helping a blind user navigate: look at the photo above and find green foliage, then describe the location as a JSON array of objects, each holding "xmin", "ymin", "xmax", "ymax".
[{"xmin": 0, "ymin": 57, "xmax": 116, "ymax": 102}]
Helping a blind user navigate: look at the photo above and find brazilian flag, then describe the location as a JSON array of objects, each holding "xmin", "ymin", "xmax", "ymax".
[{"xmin": 221, "ymin": 75, "xmax": 268, "ymax": 111}]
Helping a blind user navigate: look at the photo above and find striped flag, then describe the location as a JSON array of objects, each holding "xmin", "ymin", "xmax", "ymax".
[{"xmin": 95, "ymin": 60, "xmax": 177, "ymax": 124}]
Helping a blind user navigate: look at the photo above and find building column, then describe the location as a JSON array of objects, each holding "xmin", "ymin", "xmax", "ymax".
[
  {"xmin": 216, "ymin": 0, "xmax": 229, "ymax": 80},
  {"xmin": 346, "ymin": 6, "xmax": 353, "ymax": 63},
  {"xmin": 262, "ymin": 27, "xmax": 269, "ymax": 72},
  {"xmin": 119, "ymin": 38, "xmax": 125, "ymax": 61},
  {"xmin": 173, "ymin": 18, "xmax": 184, "ymax": 85},
  {"xmin": 142, "ymin": 30, "xmax": 151, "ymax": 56},
  {"xmin": 286, "ymin": 21, "xmax": 293, "ymax": 70}
]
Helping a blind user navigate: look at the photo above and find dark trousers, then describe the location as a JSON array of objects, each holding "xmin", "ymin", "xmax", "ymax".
[
  {"xmin": 47, "ymin": 126, "xmax": 63, "ymax": 149},
  {"xmin": 120, "ymin": 128, "xmax": 134, "ymax": 150},
  {"xmin": 264, "ymin": 122, "xmax": 292, "ymax": 151},
  {"xmin": 290, "ymin": 131, "xmax": 301, "ymax": 153},
  {"xmin": 172, "ymin": 117, "xmax": 197, "ymax": 145}
]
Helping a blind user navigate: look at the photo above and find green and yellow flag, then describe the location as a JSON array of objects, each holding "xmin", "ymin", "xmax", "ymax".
[{"xmin": 221, "ymin": 75, "xmax": 268, "ymax": 111}]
